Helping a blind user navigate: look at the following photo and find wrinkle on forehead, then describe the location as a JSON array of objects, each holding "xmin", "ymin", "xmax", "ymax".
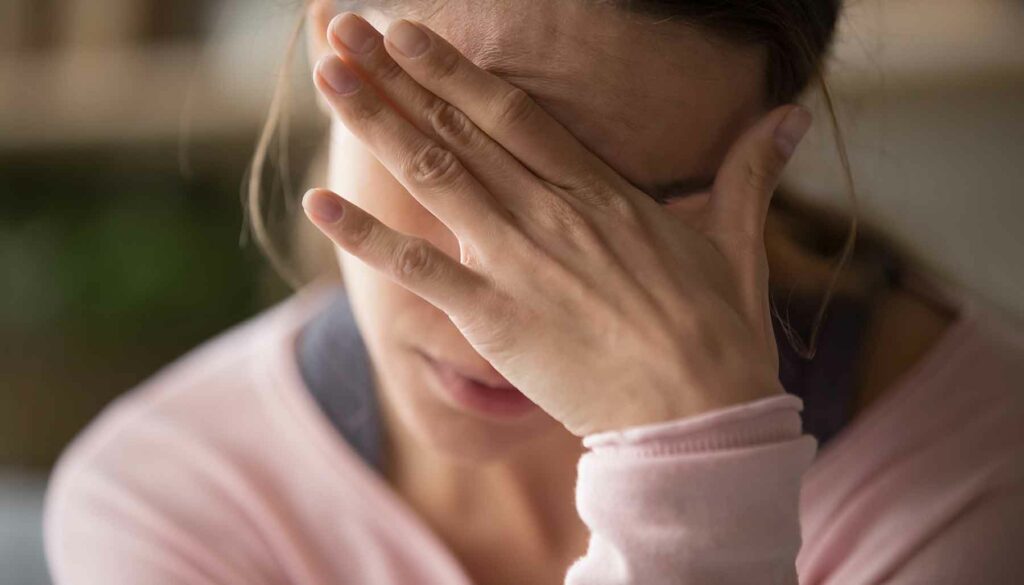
[{"xmin": 413, "ymin": 0, "xmax": 767, "ymax": 190}]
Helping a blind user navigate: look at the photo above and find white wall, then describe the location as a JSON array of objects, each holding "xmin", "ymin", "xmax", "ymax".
[{"xmin": 784, "ymin": 0, "xmax": 1024, "ymax": 319}]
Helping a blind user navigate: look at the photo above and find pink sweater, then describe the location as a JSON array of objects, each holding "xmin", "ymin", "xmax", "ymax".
[{"xmin": 44, "ymin": 285, "xmax": 1024, "ymax": 584}]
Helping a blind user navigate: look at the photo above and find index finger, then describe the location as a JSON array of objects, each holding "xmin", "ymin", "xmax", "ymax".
[{"xmin": 382, "ymin": 18, "xmax": 627, "ymax": 196}]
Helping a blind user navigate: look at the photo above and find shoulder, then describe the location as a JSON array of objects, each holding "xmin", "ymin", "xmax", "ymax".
[
  {"xmin": 43, "ymin": 286, "xmax": 336, "ymax": 584},
  {"xmin": 798, "ymin": 283, "xmax": 1024, "ymax": 582},
  {"xmin": 819, "ymin": 278, "xmax": 1024, "ymax": 484}
]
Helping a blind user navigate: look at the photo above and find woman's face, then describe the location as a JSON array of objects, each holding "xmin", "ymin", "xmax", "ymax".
[{"xmin": 319, "ymin": 1, "xmax": 767, "ymax": 460}]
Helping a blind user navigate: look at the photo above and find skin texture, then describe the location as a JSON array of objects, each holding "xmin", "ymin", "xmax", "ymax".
[{"xmin": 298, "ymin": 2, "xmax": 949, "ymax": 584}]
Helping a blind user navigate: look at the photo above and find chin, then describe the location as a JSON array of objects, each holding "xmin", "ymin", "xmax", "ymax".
[{"xmin": 378, "ymin": 344, "xmax": 565, "ymax": 464}]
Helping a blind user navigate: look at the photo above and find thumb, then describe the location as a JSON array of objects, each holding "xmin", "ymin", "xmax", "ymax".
[{"xmin": 709, "ymin": 105, "xmax": 812, "ymax": 241}]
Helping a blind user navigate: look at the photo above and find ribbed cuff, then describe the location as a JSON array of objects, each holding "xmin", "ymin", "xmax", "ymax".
[{"xmin": 582, "ymin": 394, "xmax": 807, "ymax": 457}]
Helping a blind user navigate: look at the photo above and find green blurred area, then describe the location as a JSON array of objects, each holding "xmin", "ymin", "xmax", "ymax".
[{"xmin": 0, "ymin": 139, "xmax": 290, "ymax": 468}]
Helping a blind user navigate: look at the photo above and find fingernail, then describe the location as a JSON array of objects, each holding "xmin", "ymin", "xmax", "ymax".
[
  {"xmin": 774, "ymin": 106, "xmax": 813, "ymax": 159},
  {"xmin": 317, "ymin": 56, "xmax": 361, "ymax": 95},
  {"xmin": 387, "ymin": 19, "xmax": 430, "ymax": 58},
  {"xmin": 332, "ymin": 12, "xmax": 377, "ymax": 54},
  {"xmin": 303, "ymin": 189, "xmax": 344, "ymax": 223}
]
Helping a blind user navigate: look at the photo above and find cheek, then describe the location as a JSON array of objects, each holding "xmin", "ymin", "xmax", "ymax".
[
  {"xmin": 327, "ymin": 137, "xmax": 420, "ymax": 225},
  {"xmin": 327, "ymin": 134, "xmax": 457, "ymax": 255}
]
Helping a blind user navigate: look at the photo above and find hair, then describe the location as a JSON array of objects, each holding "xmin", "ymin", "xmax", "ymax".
[{"xmin": 246, "ymin": 0, "xmax": 862, "ymax": 359}]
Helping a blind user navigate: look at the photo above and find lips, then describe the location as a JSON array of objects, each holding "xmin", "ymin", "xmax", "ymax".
[
  {"xmin": 416, "ymin": 350, "xmax": 538, "ymax": 418},
  {"xmin": 415, "ymin": 348, "xmax": 513, "ymax": 387}
]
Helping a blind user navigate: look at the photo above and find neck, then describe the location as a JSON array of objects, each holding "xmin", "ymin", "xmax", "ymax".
[{"xmin": 377, "ymin": 380, "xmax": 589, "ymax": 573}]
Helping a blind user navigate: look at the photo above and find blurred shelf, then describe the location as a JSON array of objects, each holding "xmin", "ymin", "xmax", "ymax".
[
  {"xmin": 1, "ymin": 0, "xmax": 1022, "ymax": 150},
  {"xmin": 826, "ymin": 0, "xmax": 1024, "ymax": 91},
  {"xmin": 0, "ymin": 43, "xmax": 319, "ymax": 151}
]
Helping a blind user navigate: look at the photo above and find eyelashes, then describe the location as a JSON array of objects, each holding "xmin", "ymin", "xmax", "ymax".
[
  {"xmin": 626, "ymin": 174, "xmax": 715, "ymax": 206},
  {"xmin": 651, "ymin": 189, "xmax": 708, "ymax": 205}
]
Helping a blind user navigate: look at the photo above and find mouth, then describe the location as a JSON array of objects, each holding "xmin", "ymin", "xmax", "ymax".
[{"xmin": 414, "ymin": 350, "xmax": 539, "ymax": 419}]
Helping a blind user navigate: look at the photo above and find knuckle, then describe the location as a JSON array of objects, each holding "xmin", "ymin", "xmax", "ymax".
[
  {"xmin": 572, "ymin": 181, "xmax": 615, "ymax": 209},
  {"xmin": 743, "ymin": 151, "xmax": 784, "ymax": 193},
  {"xmin": 426, "ymin": 101, "xmax": 475, "ymax": 149},
  {"xmin": 543, "ymin": 195, "xmax": 590, "ymax": 237},
  {"xmin": 393, "ymin": 239, "xmax": 433, "ymax": 278},
  {"xmin": 342, "ymin": 209, "xmax": 376, "ymax": 249},
  {"xmin": 491, "ymin": 86, "xmax": 535, "ymax": 130},
  {"xmin": 373, "ymin": 55, "xmax": 405, "ymax": 85},
  {"xmin": 429, "ymin": 47, "xmax": 461, "ymax": 82},
  {"xmin": 606, "ymin": 193, "xmax": 642, "ymax": 223},
  {"xmin": 345, "ymin": 91, "xmax": 386, "ymax": 123},
  {"xmin": 405, "ymin": 143, "xmax": 462, "ymax": 188},
  {"xmin": 743, "ymin": 160, "xmax": 771, "ymax": 192},
  {"xmin": 459, "ymin": 291, "xmax": 521, "ymax": 352},
  {"xmin": 558, "ymin": 172, "xmax": 615, "ymax": 209},
  {"xmin": 550, "ymin": 167, "xmax": 610, "ymax": 203}
]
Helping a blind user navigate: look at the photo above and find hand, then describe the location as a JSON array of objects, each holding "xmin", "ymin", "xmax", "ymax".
[{"xmin": 303, "ymin": 13, "xmax": 812, "ymax": 436}]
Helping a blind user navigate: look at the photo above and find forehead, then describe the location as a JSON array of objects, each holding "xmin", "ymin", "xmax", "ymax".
[{"xmin": 423, "ymin": 1, "xmax": 768, "ymax": 193}]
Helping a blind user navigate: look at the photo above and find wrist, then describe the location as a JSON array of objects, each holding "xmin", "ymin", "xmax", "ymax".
[{"xmin": 582, "ymin": 376, "xmax": 785, "ymax": 436}]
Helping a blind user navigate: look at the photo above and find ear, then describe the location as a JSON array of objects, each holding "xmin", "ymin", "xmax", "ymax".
[{"xmin": 306, "ymin": 0, "xmax": 339, "ymax": 114}]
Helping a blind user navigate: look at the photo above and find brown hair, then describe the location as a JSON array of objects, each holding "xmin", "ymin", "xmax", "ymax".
[{"xmin": 247, "ymin": 0, "xmax": 862, "ymax": 359}]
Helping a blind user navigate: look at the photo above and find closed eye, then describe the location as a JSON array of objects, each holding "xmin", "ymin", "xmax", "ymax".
[{"xmin": 637, "ymin": 176, "xmax": 715, "ymax": 205}]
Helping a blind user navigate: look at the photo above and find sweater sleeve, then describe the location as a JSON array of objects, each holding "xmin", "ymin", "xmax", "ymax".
[{"xmin": 565, "ymin": 394, "xmax": 817, "ymax": 585}]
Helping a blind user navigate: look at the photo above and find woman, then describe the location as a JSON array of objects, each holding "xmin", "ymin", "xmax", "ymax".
[{"xmin": 44, "ymin": 1, "xmax": 1024, "ymax": 583}]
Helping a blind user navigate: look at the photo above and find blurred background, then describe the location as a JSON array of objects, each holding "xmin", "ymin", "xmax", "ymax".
[{"xmin": 1, "ymin": 0, "xmax": 1022, "ymax": 583}]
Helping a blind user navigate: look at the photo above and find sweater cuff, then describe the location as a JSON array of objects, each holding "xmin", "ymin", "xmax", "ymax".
[
  {"xmin": 582, "ymin": 394, "xmax": 807, "ymax": 456},
  {"xmin": 568, "ymin": 394, "xmax": 816, "ymax": 584}
]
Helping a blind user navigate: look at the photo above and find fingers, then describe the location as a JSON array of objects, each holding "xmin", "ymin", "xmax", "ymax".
[
  {"xmin": 325, "ymin": 13, "xmax": 543, "ymax": 213},
  {"xmin": 302, "ymin": 188, "xmax": 491, "ymax": 315},
  {"xmin": 708, "ymin": 105, "xmax": 811, "ymax": 345},
  {"xmin": 709, "ymin": 105, "xmax": 812, "ymax": 242},
  {"xmin": 381, "ymin": 18, "xmax": 628, "ymax": 197},
  {"xmin": 313, "ymin": 52, "xmax": 515, "ymax": 250}
]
